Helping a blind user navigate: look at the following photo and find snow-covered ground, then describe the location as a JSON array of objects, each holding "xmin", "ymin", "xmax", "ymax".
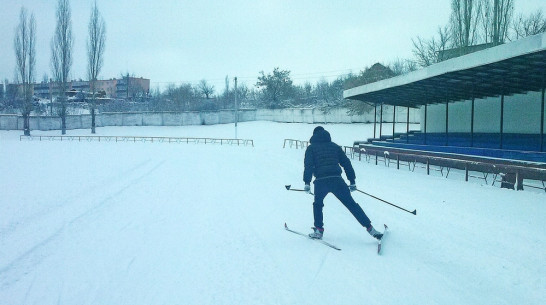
[{"xmin": 1, "ymin": 122, "xmax": 545, "ymax": 305}]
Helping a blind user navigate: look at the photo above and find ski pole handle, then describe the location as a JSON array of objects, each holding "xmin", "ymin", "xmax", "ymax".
[{"xmin": 285, "ymin": 185, "xmax": 314, "ymax": 195}]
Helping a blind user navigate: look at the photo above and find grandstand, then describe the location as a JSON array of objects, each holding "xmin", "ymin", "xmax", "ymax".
[{"xmin": 344, "ymin": 33, "xmax": 546, "ymax": 191}]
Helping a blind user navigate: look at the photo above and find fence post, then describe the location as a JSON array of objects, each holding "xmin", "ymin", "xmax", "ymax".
[{"xmin": 427, "ymin": 159, "xmax": 430, "ymax": 175}]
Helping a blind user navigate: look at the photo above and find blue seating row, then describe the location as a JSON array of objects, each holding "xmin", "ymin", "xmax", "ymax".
[
  {"xmin": 394, "ymin": 132, "xmax": 545, "ymax": 151},
  {"xmin": 371, "ymin": 132, "xmax": 546, "ymax": 163}
]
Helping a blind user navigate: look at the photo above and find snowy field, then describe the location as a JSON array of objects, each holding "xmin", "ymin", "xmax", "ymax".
[{"xmin": 1, "ymin": 121, "xmax": 545, "ymax": 305}]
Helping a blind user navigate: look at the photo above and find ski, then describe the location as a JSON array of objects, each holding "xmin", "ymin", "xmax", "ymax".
[
  {"xmin": 284, "ymin": 223, "xmax": 341, "ymax": 251},
  {"xmin": 378, "ymin": 224, "xmax": 388, "ymax": 255}
]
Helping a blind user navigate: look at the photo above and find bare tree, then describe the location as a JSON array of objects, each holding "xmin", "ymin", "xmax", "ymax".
[
  {"xmin": 450, "ymin": 0, "xmax": 482, "ymax": 50},
  {"xmin": 14, "ymin": 7, "xmax": 36, "ymax": 136},
  {"xmin": 221, "ymin": 75, "xmax": 230, "ymax": 108},
  {"xmin": 412, "ymin": 36, "xmax": 434, "ymax": 67},
  {"xmin": 405, "ymin": 60, "xmax": 418, "ymax": 72},
  {"xmin": 389, "ymin": 58, "xmax": 419, "ymax": 75},
  {"xmin": 511, "ymin": 9, "xmax": 546, "ymax": 39},
  {"xmin": 51, "ymin": 0, "xmax": 73, "ymax": 135},
  {"xmin": 412, "ymin": 26, "xmax": 451, "ymax": 67},
  {"xmin": 87, "ymin": 0, "xmax": 106, "ymax": 134},
  {"xmin": 236, "ymin": 83, "xmax": 249, "ymax": 104},
  {"xmin": 481, "ymin": 0, "xmax": 514, "ymax": 44},
  {"xmin": 303, "ymin": 82, "xmax": 312, "ymax": 100},
  {"xmin": 198, "ymin": 79, "xmax": 215, "ymax": 99}
]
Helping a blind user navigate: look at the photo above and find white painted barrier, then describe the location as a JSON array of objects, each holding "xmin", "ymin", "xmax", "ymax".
[{"xmin": 1, "ymin": 107, "xmax": 417, "ymax": 131}]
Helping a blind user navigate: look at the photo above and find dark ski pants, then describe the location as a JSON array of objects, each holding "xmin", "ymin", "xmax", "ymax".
[{"xmin": 313, "ymin": 177, "xmax": 371, "ymax": 230}]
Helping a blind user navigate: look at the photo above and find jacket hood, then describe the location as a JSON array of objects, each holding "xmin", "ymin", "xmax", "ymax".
[{"xmin": 310, "ymin": 129, "xmax": 331, "ymax": 144}]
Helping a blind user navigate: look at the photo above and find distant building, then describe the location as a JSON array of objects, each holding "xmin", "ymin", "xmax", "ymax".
[
  {"xmin": 116, "ymin": 76, "xmax": 150, "ymax": 99},
  {"xmin": 6, "ymin": 83, "xmax": 25, "ymax": 98},
  {"xmin": 8, "ymin": 76, "xmax": 151, "ymax": 100},
  {"xmin": 71, "ymin": 80, "xmax": 88, "ymax": 92},
  {"xmin": 95, "ymin": 79, "xmax": 117, "ymax": 98},
  {"xmin": 33, "ymin": 81, "xmax": 72, "ymax": 99},
  {"xmin": 344, "ymin": 63, "xmax": 396, "ymax": 89},
  {"xmin": 34, "ymin": 82, "xmax": 50, "ymax": 98},
  {"xmin": 360, "ymin": 63, "xmax": 396, "ymax": 84}
]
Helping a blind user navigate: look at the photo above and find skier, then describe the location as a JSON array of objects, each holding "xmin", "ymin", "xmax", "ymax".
[{"xmin": 303, "ymin": 126, "xmax": 383, "ymax": 241}]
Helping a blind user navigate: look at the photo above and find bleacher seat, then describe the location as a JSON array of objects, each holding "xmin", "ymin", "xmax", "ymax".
[{"xmin": 370, "ymin": 132, "xmax": 546, "ymax": 163}]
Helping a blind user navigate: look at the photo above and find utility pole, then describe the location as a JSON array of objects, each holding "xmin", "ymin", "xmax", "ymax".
[
  {"xmin": 49, "ymin": 78, "xmax": 53, "ymax": 115},
  {"xmin": 234, "ymin": 76, "xmax": 238, "ymax": 139},
  {"xmin": 126, "ymin": 73, "xmax": 129, "ymax": 99}
]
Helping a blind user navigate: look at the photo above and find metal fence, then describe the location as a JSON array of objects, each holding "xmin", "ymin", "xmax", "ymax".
[
  {"xmin": 20, "ymin": 135, "xmax": 254, "ymax": 147},
  {"xmin": 283, "ymin": 139, "xmax": 309, "ymax": 149},
  {"xmin": 356, "ymin": 144, "xmax": 546, "ymax": 192},
  {"xmin": 282, "ymin": 138, "xmax": 546, "ymax": 192}
]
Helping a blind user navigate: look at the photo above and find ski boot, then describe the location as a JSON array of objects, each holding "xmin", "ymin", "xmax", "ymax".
[
  {"xmin": 309, "ymin": 227, "xmax": 324, "ymax": 239},
  {"xmin": 367, "ymin": 225, "xmax": 383, "ymax": 240}
]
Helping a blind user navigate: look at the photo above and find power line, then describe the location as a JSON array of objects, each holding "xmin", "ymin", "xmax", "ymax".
[{"xmin": 150, "ymin": 67, "xmax": 363, "ymax": 87}]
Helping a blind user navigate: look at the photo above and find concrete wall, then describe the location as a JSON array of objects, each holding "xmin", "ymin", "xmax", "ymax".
[
  {"xmin": 421, "ymin": 91, "xmax": 545, "ymax": 134},
  {"xmin": 0, "ymin": 107, "xmax": 419, "ymax": 131}
]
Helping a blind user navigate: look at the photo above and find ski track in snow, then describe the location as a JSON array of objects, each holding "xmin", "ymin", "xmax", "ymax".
[
  {"xmin": 0, "ymin": 122, "xmax": 545, "ymax": 305},
  {"xmin": 0, "ymin": 157, "xmax": 166, "ymax": 290},
  {"xmin": 0, "ymin": 158, "xmax": 153, "ymax": 236}
]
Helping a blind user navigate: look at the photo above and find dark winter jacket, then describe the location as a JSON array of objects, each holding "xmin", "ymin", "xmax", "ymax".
[{"xmin": 303, "ymin": 129, "xmax": 356, "ymax": 185}]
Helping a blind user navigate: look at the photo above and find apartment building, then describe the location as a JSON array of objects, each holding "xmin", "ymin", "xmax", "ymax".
[{"xmin": 8, "ymin": 76, "xmax": 150, "ymax": 100}]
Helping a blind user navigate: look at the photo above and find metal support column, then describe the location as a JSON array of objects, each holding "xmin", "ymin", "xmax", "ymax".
[
  {"xmin": 392, "ymin": 105, "xmax": 396, "ymax": 142},
  {"xmin": 424, "ymin": 104, "xmax": 428, "ymax": 145},
  {"xmin": 540, "ymin": 74, "xmax": 545, "ymax": 151},
  {"xmin": 380, "ymin": 103, "xmax": 383, "ymax": 140},
  {"xmin": 471, "ymin": 87, "xmax": 475, "ymax": 147},
  {"xmin": 446, "ymin": 100, "xmax": 449, "ymax": 146},
  {"xmin": 500, "ymin": 81, "xmax": 505, "ymax": 149},
  {"xmin": 406, "ymin": 106, "xmax": 410, "ymax": 144},
  {"xmin": 373, "ymin": 104, "xmax": 377, "ymax": 139}
]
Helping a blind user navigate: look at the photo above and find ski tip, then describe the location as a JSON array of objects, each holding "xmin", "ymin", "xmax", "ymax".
[
  {"xmin": 384, "ymin": 224, "xmax": 388, "ymax": 230},
  {"xmin": 285, "ymin": 185, "xmax": 291, "ymax": 190},
  {"xmin": 284, "ymin": 222, "xmax": 288, "ymax": 229},
  {"xmin": 412, "ymin": 209, "xmax": 417, "ymax": 215}
]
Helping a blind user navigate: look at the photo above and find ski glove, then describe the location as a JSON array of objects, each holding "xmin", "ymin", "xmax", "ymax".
[
  {"xmin": 349, "ymin": 184, "xmax": 357, "ymax": 192},
  {"xmin": 304, "ymin": 184, "xmax": 311, "ymax": 194}
]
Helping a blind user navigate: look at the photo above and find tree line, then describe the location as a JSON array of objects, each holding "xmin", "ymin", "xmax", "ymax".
[
  {"xmin": 411, "ymin": 0, "xmax": 545, "ymax": 68},
  {"xmin": 2, "ymin": 0, "xmax": 545, "ymax": 135},
  {"xmin": 100, "ymin": 67, "xmax": 348, "ymax": 113},
  {"xmin": 8, "ymin": 0, "xmax": 105, "ymax": 135}
]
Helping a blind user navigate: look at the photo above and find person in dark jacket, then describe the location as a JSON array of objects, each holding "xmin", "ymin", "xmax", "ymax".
[{"xmin": 303, "ymin": 126, "xmax": 383, "ymax": 240}]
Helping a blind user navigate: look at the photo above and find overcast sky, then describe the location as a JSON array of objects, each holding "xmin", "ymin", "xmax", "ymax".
[{"xmin": 1, "ymin": 0, "xmax": 544, "ymax": 91}]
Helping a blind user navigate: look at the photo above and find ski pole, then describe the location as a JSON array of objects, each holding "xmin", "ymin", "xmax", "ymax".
[
  {"xmin": 354, "ymin": 188, "xmax": 416, "ymax": 215},
  {"xmin": 285, "ymin": 185, "xmax": 314, "ymax": 195}
]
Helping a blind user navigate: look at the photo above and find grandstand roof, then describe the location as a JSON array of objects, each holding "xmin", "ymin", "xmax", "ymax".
[{"xmin": 344, "ymin": 32, "xmax": 546, "ymax": 107}]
